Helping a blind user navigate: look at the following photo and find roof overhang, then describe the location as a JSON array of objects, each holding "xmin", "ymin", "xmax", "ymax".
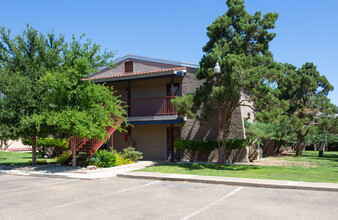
[
  {"xmin": 87, "ymin": 67, "xmax": 186, "ymax": 83},
  {"xmin": 114, "ymin": 54, "xmax": 199, "ymax": 68},
  {"xmin": 124, "ymin": 115, "xmax": 183, "ymax": 125}
]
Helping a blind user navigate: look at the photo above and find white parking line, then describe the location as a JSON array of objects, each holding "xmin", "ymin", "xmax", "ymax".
[
  {"xmin": 40, "ymin": 179, "xmax": 79, "ymax": 187},
  {"xmin": 0, "ymin": 175, "xmax": 31, "ymax": 180},
  {"xmin": 54, "ymin": 180, "xmax": 161, "ymax": 209},
  {"xmin": 0, "ymin": 187, "xmax": 28, "ymax": 194},
  {"xmin": 0, "ymin": 179, "xmax": 79, "ymax": 194},
  {"xmin": 0, "ymin": 177, "xmax": 37, "ymax": 183},
  {"xmin": 180, "ymin": 187, "xmax": 243, "ymax": 220}
]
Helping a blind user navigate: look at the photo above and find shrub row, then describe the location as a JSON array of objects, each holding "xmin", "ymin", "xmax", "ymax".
[
  {"xmin": 174, "ymin": 139, "xmax": 247, "ymax": 151},
  {"xmin": 22, "ymin": 137, "xmax": 67, "ymax": 148},
  {"xmin": 81, "ymin": 147, "xmax": 143, "ymax": 168},
  {"xmin": 22, "ymin": 137, "xmax": 68, "ymax": 158}
]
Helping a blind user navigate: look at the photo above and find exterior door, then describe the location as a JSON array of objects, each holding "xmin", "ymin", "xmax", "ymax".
[{"xmin": 167, "ymin": 127, "xmax": 180, "ymax": 160}]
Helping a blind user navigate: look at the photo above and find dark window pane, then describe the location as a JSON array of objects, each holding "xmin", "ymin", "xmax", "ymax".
[
  {"xmin": 124, "ymin": 61, "xmax": 133, "ymax": 73},
  {"xmin": 166, "ymin": 83, "xmax": 179, "ymax": 96}
]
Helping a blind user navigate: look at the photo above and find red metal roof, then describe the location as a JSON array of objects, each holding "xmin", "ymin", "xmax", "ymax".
[{"xmin": 85, "ymin": 67, "xmax": 187, "ymax": 81}]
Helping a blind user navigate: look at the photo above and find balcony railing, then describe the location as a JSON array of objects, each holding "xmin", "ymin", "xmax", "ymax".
[{"xmin": 124, "ymin": 96, "xmax": 177, "ymax": 117}]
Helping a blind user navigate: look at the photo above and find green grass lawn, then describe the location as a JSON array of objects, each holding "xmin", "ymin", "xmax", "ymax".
[
  {"xmin": 139, "ymin": 151, "xmax": 338, "ymax": 183},
  {"xmin": 0, "ymin": 151, "xmax": 56, "ymax": 166}
]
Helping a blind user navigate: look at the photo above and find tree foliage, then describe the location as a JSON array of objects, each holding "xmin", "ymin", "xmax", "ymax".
[
  {"xmin": 26, "ymin": 34, "xmax": 127, "ymax": 141},
  {"xmin": 273, "ymin": 63, "xmax": 336, "ymax": 155},
  {"xmin": 0, "ymin": 25, "xmax": 66, "ymax": 164},
  {"xmin": 0, "ymin": 25, "xmax": 126, "ymax": 164},
  {"xmin": 173, "ymin": 0, "xmax": 279, "ymax": 162}
]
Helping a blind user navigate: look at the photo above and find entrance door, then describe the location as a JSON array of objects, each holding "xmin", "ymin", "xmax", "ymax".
[{"xmin": 167, "ymin": 127, "xmax": 180, "ymax": 160}]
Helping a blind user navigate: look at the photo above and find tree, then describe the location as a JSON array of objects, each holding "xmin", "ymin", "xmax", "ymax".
[
  {"xmin": 304, "ymin": 109, "xmax": 338, "ymax": 151},
  {"xmin": 173, "ymin": 0, "xmax": 279, "ymax": 163},
  {"xmin": 25, "ymin": 35, "xmax": 128, "ymax": 166},
  {"xmin": 276, "ymin": 62, "xmax": 335, "ymax": 155},
  {"xmin": 0, "ymin": 25, "xmax": 127, "ymax": 165},
  {"xmin": 248, "ymin": 102, "xmax": 297, "ymax": 155},
  {"xmin": 0, "ymin": 25, "xmax": 65, "ymax": 164}
]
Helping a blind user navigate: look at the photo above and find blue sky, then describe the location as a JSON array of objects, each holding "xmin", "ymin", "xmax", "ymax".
[{"xmin": 1, "ymin": 0, "xmax": 337, "ymax": 105}]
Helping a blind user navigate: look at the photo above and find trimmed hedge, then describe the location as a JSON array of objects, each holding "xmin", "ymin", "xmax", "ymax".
[
  {"xmin": 226, "ymin": 139, "xmax": 247, "ymax": 149},
  {"xmin": 175, "ymin": 140, "xmax": 218, "ymax": 151},
  {"xmin": 174, "ymin": 139, "xmax": 246, "ymax": 151},
  {"xmin": 22, "ymin": 137, "xmax": 67, "ymax": 148},
  {"xmin": 22, "ymin": 137, "xmax": 68, "ymax": 158}
]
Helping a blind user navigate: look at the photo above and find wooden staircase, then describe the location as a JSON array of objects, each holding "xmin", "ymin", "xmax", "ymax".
[{"xmin": 62, "ymin": 119, "xmax": 122, "ymax": 165}]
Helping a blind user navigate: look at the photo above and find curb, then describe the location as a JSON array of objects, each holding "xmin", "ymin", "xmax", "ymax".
[
  {"xmin": 0, "ymin": 161, "xmax": 158, "ymax": 180},
  {"xmin": 117, "ymin": 173, "xmax": 338, "ymax": 192},
  {"xmin": 0, "ymin": 171, "xmax": 99, "ymax": 180},
  {"xmin": 0, "ymin": 170, "xmax": 84, "ymax": 180}
]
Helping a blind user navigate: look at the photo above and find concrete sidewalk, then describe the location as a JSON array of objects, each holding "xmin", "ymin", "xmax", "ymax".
[
  {"xmin": 117, "ymin": 171, "xmax": 338, "ymax": 192},
  {"xmin": 0, "ymin": 161, "xmax": 157, "ymax": 180}
]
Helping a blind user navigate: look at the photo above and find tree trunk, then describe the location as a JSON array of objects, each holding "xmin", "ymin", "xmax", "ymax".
[
  {"xmin": 72, "ymin": 135, "xmax": 76, "ymax": 167},
  {"xmin": 32, "ymin": 136, "xmax": 37, "ymax": 165},
  {"xmin": 295, "ymin": 129, "xmax": 309, "ymax": 156},
  {"xmin": 295, "ymin": 142, "xmax": 302, "ymax": 156},
  {"xmin": 0, "ymin": 140, "xmax": 4, "ymax": 151},
  {"xmin": 220, "ymin": 137, "xmax": 228, "ymax": 164},
  {"xmin": 220, "ymin": 101, "xmax": 235, "ymax": 164},
  {"xmin": 220, "ymin": 116, "xmax": 232, "ymax": 163},
  {"xmin": 325, "ymin": 135, "xmax": 328, "ymax": 151},
  {"xmin": 263, "ymin": 140, "xmax": 275, "ymax": 156}
]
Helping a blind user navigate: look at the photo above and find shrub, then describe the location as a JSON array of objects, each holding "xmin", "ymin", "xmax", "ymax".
[
  {"xmin": 28, "ymin": 159, "xmax": 48, "ymax": 165},
  {"xmin": 93, "ymin": 150, "xmax": 117, "ymax": 168},
  {"xmin": 85, "ymin": 157, "xmax": 100, "ymax": 166},
  {"xmin": 22, "ymin": 137, "xmax": 68, "ymax": 158},
  {"xmin": 175, "ymin": 140, "xmax": 218, "ymax": 151},
  {"xmin": 81, "ymin": 148, "xmax": 142, "ymax": 168},
  {"xmin": 226, "ymin": 139, "xmax": 247, "ymax": 149},
  {"xmin": 175, "ymin": 139, "xmax": 246, "ymax": 151},
  {"xmin": 116, "ymin": 154, "xmax": 133, "ymax": 166},
  {"xmin": 121, "ymin": 147, "xmax": 143, "ymax": 162},
  {"xmin": 55, "ymin": 150, "xmax": 72, "ymax": 164}
]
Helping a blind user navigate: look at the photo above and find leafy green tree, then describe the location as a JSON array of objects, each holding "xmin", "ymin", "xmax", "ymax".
[
  {"xmin": 0, "ymin": 25, "xmax": 65, "ymax": 164},
  {"xmin": 304, "ymin": 111, "xmax": 338, "ymax": 150},
  {"xmin": 276, "ymin": 63, "xmax": 335, "ymax": 155},
  {"xmin": 173, "ymin": 0, "xmax": 279, "ymax": 163},
  {"xmin": 0, "ymin": 25, "xmax": 127, "ymax": 165},
  {"xmin": 25, "ymin": 35, "xmax": 128, "ymax": 166},
  {"xmin": 248, "ymin": 103, "xmax": 297, "ymax": 155}
]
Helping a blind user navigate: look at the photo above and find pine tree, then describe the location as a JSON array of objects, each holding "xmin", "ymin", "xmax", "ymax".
[
  {"xmin": 277, "ymin": 63, "xmax": 335, "ymax": 155},
  {"xmin": 173, "ymin": 0, "xmax": 279, "ymax": 163}
]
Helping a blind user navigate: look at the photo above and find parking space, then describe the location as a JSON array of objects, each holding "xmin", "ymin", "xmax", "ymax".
[{"xmin": 1, "ymin": 174, "xmax": 337, "ymax": 220}]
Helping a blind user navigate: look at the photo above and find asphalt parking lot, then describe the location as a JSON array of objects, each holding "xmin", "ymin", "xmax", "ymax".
[{"xmin": 1, "ymin": 174, "xmax": 337, "ymax": 220}]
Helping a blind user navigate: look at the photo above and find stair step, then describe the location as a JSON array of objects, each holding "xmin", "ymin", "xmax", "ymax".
[{"xmin": 62, "ymin": 119, "xmax": 122, "ymax": 166}]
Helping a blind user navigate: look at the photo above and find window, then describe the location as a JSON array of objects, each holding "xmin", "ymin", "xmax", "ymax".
[
  {"xmin": 124, "ymin": 61, "xmax": 133, "ymax": 73},
  {"xmin": 166, "ymin": 83, "xmax": 180, "ymax": 96}
]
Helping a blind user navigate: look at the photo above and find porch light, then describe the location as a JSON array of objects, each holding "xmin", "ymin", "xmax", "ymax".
[{"xmin": 214, "ymin": 62, "xmax": 221, "ymax": 75}]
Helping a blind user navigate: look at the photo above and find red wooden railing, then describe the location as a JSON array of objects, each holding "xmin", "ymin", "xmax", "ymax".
[
  {"xmin": 62, "ymin": 118, "xmax": 122, "ymax": 165},
  {"xmin": 125, "ymin": 96, "xmax": 177, "ymax": 116},
  {"xmin": 68, "ymin": 136, "xmax": 88, "ymax": 152},
  {"xmin": 83, "ymin": 124, "xmax": 119, "ymax": 157}
]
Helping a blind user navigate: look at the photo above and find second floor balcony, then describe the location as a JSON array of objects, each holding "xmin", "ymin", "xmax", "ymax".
[{"xmin": 125, "ymin": 96, "xmax": 177, "ymax": 117}]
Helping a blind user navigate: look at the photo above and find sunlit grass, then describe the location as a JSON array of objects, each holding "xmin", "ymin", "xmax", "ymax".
[
  {"xmin": 0, "ymin": 151, "xmax": 56, "ymax": 166},
  {"xmin": 139, "ymin": 151, "xmax": 338, "ymax": 183}
]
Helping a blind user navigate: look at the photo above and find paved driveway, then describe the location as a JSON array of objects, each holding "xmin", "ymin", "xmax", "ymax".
[{"xmin": 1, "ymin": 174, "xmax": 337, "ymax": 220}]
